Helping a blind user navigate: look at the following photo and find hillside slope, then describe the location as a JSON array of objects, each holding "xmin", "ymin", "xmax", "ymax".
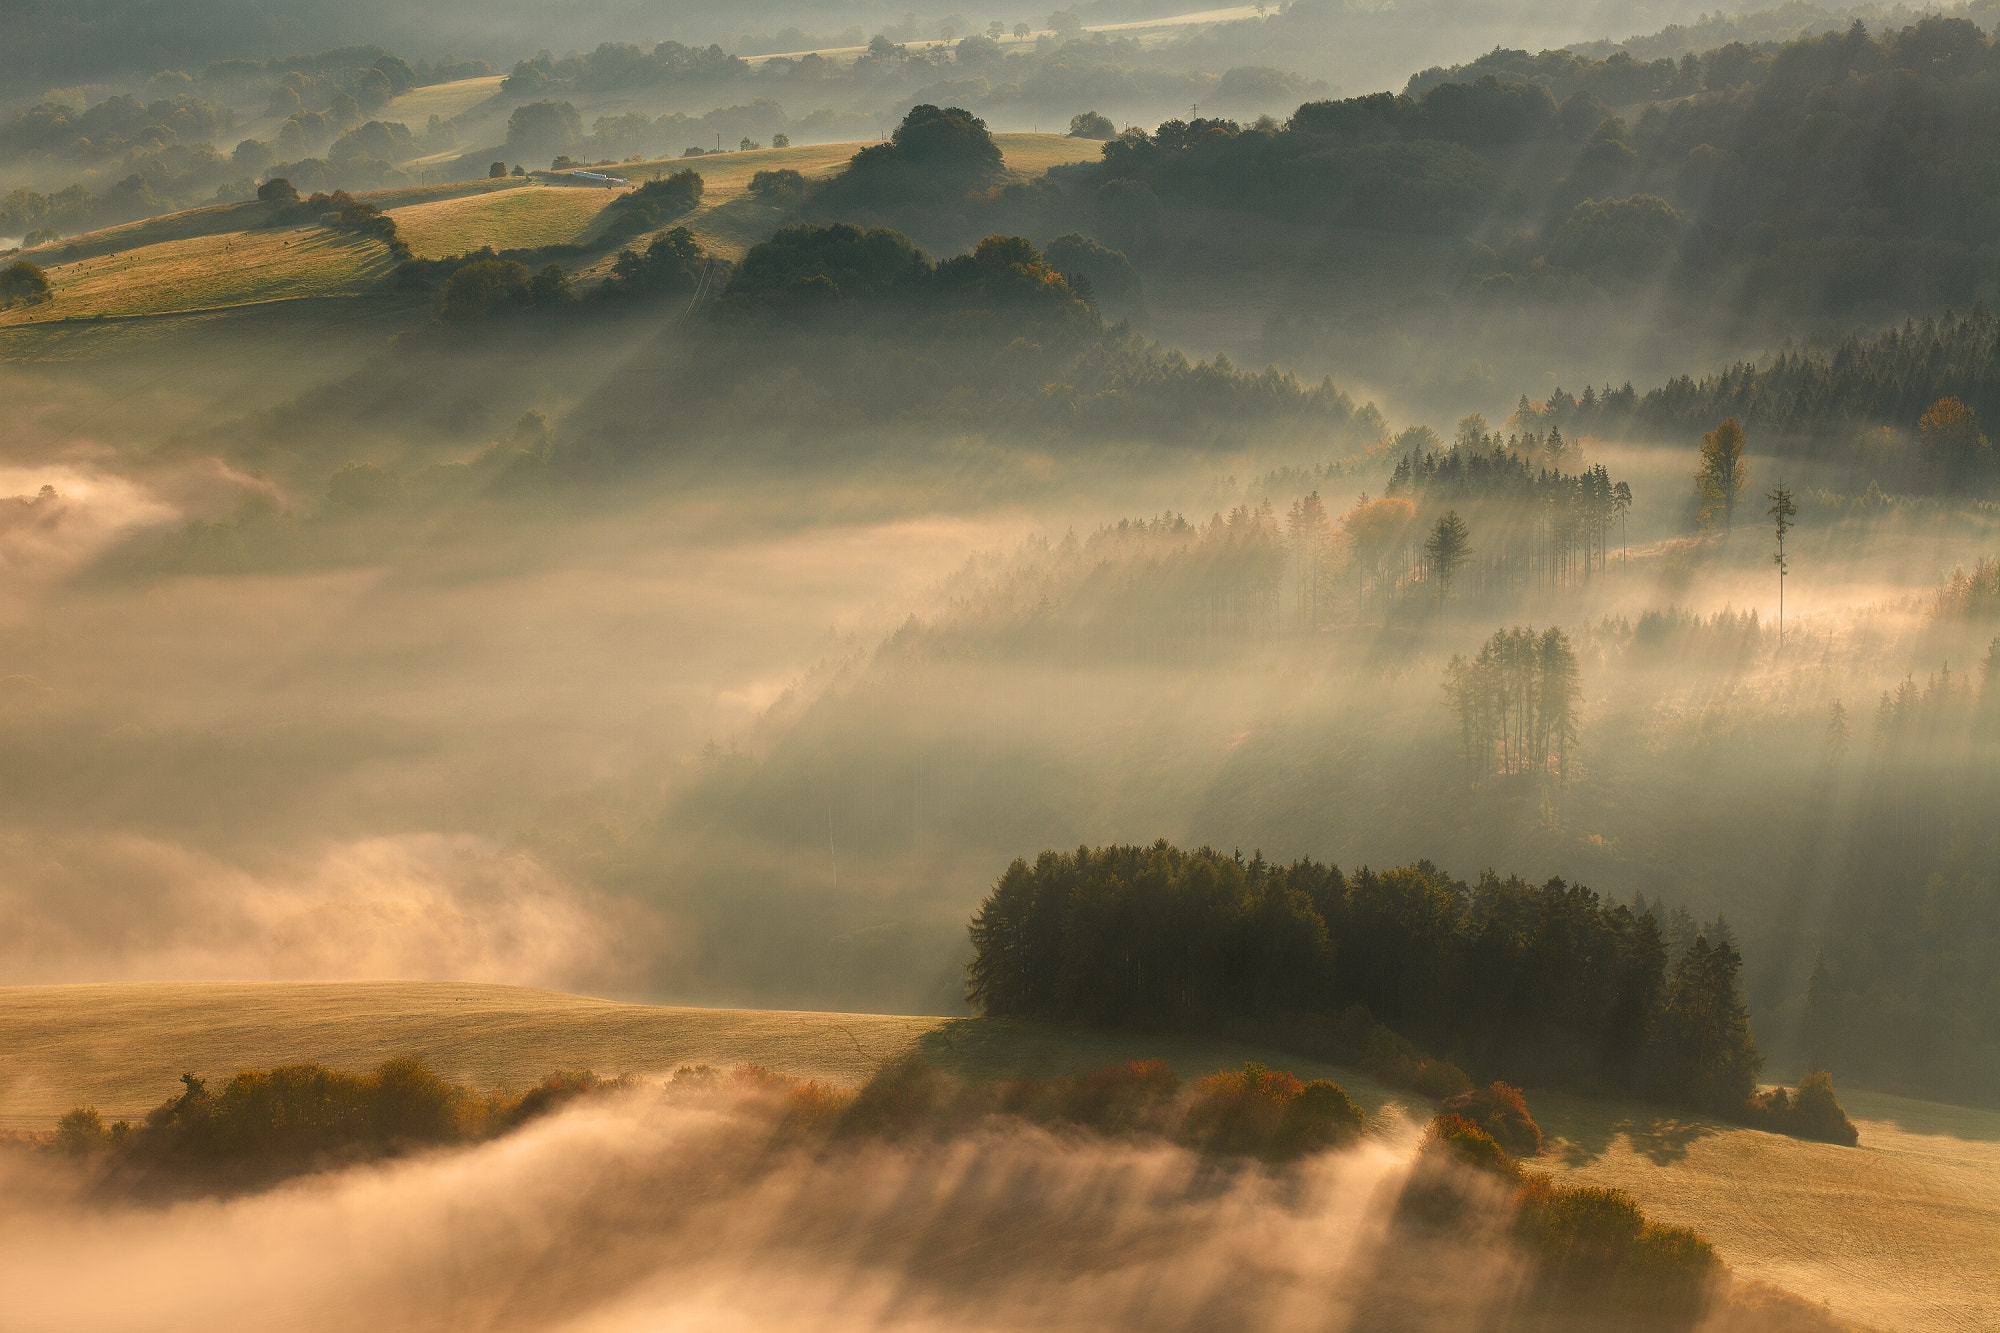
[
  {"xmin": 4, "ymin": 133, "xmax": 1102, "ymax": 320},
  {"xmin": 2, "ymin": 980, "xmax": 1994, "ymax": 1331}
]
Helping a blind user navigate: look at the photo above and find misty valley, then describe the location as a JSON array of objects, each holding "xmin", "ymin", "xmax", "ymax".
[{"xmin": 3, "ymin": 0, "xmax": 2000, "ymax": 1330}]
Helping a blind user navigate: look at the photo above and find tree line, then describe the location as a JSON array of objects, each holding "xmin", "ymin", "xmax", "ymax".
[{"xmin": 1521, "ymin": 309, "xmax": 1999, "ymax": 493}]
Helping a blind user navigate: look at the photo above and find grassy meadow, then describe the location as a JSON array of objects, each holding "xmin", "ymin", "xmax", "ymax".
[
  {"xmin": 0, "ymin": 227, "xmax": 396, "ymax": 324},
  {"xmin": 388, "ymin": 183, "xmax": 621, "ymax": 258},
  {"xmin": 379, "ymin": 75, "xmax": 507, "ymax": 127},
  {"xmin": 2, "ymin": 981, "xmax": 1994, "ymax": 1331},
  {"xmin": 1538, "ymin": 1089, "xmax": 2000, "ymax": 1333}
]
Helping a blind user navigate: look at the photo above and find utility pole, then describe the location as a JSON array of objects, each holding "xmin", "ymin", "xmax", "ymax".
[{"xmin": 1767, "ymin": 480, "xmax": 1796, "ymax": 645}]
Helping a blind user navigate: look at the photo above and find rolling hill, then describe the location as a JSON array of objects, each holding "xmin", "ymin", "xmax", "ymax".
[
  {"xmin": 3, "ymin": 133, "xmax": 1104, "ymax": 322},
  {"xmin": 2, "ymin": 980, "xmax": 1995, "ymax": 1332}
]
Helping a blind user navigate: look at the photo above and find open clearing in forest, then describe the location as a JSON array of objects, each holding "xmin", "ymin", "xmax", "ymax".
[{"xmin": 3, "ymin": 980, "xmax": 1996, "ymax": 1331}]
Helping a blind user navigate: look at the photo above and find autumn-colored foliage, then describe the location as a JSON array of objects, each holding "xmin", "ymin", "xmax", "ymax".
[
  {"xmin": 1178, "ymin": 1062, "xmax": 1366, "ymax": 1160},
  {"xmin": 56, "ymin": 1057, "xmax": 623, "ymax": 1188},
  {"xmin": 1439, "ymin": 1081, "xmax": 1544, "ymax": 1155}
]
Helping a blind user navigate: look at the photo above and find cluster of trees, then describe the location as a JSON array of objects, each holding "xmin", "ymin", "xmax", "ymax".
[
  {"xmin": 1388, "ymin": 434, "xmax": 1631, "ymax": 594},
  {"xmin": 799, "ymin": 103, "xmax": 1018, "ymax": 245},
  {"xmin": 598, "ymin": 169, "xmax": 705, "ymax": 239},
  {"xmin": 55, "ymin": 1058, "xmax": 615, "ymax": 1188},
  {"xmin": 0, "ymin": 90, "xmax": 230, "ymax": 166},
  {"xmin": 258, "ymin": 179, "xmax": 409, "ymax": 259},
  {"xmin": 1444, "ymin": 626, "xmax": 1583, "ymax": 786},
  {"xmin": 967, "ymin": 842, "xmax": 1790, "ymax": 1119}
]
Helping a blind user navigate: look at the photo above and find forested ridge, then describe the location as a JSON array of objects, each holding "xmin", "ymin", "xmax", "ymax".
[
  {"xmin": 956, "ymin": 16, "xmax": 2000, "ymax": 323},
  {"xmin": 1509, "ymin": 306, "xmax": 2000, "ymax": 490},
  {"xmin": 967, "ymin": 841, "xmax": 1858, "ymax": 1140}
]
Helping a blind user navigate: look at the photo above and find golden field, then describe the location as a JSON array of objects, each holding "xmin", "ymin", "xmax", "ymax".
[
  {"xmin": 2, "ymin": 980, "xmax": 1996, "ymax": 1331},
  {"xmin": 379, "ymin": 75, "xmax": 507, "ymax": 127},
  {"xmin": 387, "ymin": 183, "xmax": 621, "ymax": 258},
  {"xmin": 0, "ymin": 226, "xmax": 395, "ymax": 325}
]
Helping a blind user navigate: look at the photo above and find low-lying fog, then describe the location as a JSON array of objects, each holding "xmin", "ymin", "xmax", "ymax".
[
  {"xmin": 0, "ymin": 1089, "xmax": 1535, "ymax": 1333},
  {"xmin": 2, "ymin": 313, "xmax": 1996, "ymax": 1097}
]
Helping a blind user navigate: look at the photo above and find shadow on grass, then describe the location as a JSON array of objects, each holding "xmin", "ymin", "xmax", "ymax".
[{"xmin": 1550, "ymin": 1104, "xmax": 1721, "ymax": 1168}]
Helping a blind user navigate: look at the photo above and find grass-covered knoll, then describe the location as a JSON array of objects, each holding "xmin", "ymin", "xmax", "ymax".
[
  {"xmin": 388, "ymin": 185, "xmax": 617, "ymax": 259},
  {"xmin": 0, "ymin": 226, "xmax": 394, "ymax": 324}
]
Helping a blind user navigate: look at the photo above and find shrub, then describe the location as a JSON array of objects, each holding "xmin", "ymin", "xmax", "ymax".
[
  {"xmin": 749, "ymin": 168, "xmax": 806, "ymax": 201},
  {"xmin": 1512, "ymin": 1175, "xmax": 1720, "ymax": 1317},
  {"xmin": 1179, "ymin": 1062, "xmax": 1364, "ymax": 1160},
  {"xmin": 1409, "ymin": 1058, "xmax": 1475, "ymax": 1099},
  {"xmin": 1419, "ymin": 1111, "xmax": 1520, "ymax": 1178},
  {"xmin": 0, "ymin": 259, "xmax": 52, "ymax": 308},
  {"xmin": 1747, "ymin": 1070, "xmax": 1859, "ymax": 1146},
  {"xmin": 1439, "ymin": 1081, "xmax": 1544, "ymax": 1155},
  {"xmin": 1039, "ymin": 1057, "xmax": 1180, "ymax": 1133},
  {"xmin": 839, "ymin": 1054, "xmax": 950, "ymax": 1137},
  {"xmin": 1274, "ymin": 1079, "xmax": 1367, "ymax": 1155},
  {"xmin": 55, "ymin": 1106, "xmax": 109, "ymax": 1154}
]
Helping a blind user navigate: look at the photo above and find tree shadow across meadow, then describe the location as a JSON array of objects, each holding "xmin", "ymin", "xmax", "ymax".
[{"xmin": 1539, "ymin": 1092, "xmax": 1723, "ymax": 1168}]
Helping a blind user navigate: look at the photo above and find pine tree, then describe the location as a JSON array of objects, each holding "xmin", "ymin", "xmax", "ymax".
[
  {"xmin": 1650, "ymin": 935, "xmax": 1763, "ymax": 1111},
  {"xmin": 1423, "ymin": 510, "xmax": 1473, "ymax": 601},
  {"xmin": 1767, "ymin": 480, "xmax": 1796, "ymax": 642}
]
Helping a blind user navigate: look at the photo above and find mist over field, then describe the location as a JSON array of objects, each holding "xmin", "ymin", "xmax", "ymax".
[{"xmin": 6, "ymin": 2, "xmax": 2000, "ymax": 1328}]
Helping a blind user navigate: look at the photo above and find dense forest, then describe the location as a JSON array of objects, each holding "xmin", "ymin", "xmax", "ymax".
[{"xmin": 874, "ymin": 16, "xmax": 2000, "ymax": 324}]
